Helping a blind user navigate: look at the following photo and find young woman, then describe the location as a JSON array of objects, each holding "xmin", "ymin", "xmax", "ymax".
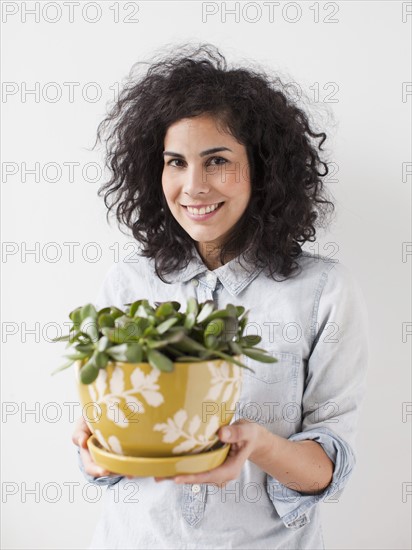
[{"xmin": 72, "ymin": 43, "xmax": 368, "ymax": 549}]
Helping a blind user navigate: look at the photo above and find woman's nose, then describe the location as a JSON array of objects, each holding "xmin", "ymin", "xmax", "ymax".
[{"xmin": 182, "ymin": 165, "xmax": 211, "ymax": 196}]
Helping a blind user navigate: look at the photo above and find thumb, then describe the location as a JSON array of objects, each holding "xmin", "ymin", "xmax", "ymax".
[
  {"xmin": 219, "ymin": 425, "xmax": 237, "ymax": 442},
  {"xmin": 219, "ymin": 420, "xmax": 254, "ymax": 443},
  {"xmin": 78, "ymin": 434, "xmax": 89, "ymax": 448}
]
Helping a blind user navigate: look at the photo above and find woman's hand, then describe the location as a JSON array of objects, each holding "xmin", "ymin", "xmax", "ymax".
[
  {"xmin": 72, "ymin": 416, "xmax": 114, "ymax": 478},
  {"xmin": 155, "ymin": 419, "xmax": 264, "ymax": 487}
]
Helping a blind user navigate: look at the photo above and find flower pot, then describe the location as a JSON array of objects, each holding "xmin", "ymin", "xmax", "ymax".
[{"xmin": 75, "ymin": 357, "xmax": 243, "ymax": 476}]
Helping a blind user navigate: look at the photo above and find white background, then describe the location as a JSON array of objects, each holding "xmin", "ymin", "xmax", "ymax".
[{"xmin": 1, "ymin": 1, "xmax": 411, "ymax": 548}]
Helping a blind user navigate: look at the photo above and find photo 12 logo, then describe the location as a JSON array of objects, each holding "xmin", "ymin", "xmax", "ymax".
[{"xmin": 1, "ymin": 2, "xmax": 140, "ymax": 24}]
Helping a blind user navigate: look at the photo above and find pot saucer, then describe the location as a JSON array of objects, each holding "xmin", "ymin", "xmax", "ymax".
[{"xmin": 87, "ymin": 435, "xmax": 230, "ymax": 477}]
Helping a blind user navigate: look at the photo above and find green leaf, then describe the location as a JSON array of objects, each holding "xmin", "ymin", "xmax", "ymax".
[
  {"xmin": 94, "ymin": 351, "xmax": 109, "ymax": 369},
  {"xmin": 184, "ymin": 312, "xmax": 196, "ymax": 330},
  {"xmin": 75, "ymin": 343, "xmax": 94, "ymax": 354},
  {"xmin": 186, "ymin": 297, "xmax": 199, "ymax": 317},
  {"xmin": 229, "ymin": 341, "xmax": 243, "ymax": 355},
  {"xmin": 64, "ymin": 352, "xmax": 89, "ymax": 360},
  {"xmin": 106, "ymin": 344, "xmax": 128, "ymax": 362},
  {"xmin": 69, "ymin": 307, "xmax": 82, "ymax": 325},
  {"xmin": 123, "ymin": 321, "xmax": 144, "ymax": 341},
  {"xmin": 156, "ymin": 317, "xmax": 178, "ymax": 334},
  {"xmin": 102, "ymin": 327, "xmax": 128, "ymax": 344},
  {"xmin": 196, "ymin": 301, "xmax": 215, "ymax": 324},
  {"xmin": 80, "ymin": 304, "xmax": 97, "ymax": 321},
  {"xmin": 98, "ymin": 313, "xmax": 115, "ymax": 328},
  {"xmin": 204, "ymin": 334, "xmax": 218, "ymax": 349},
  {"xmin": 146, "ymin": 339, "xmax": 167, "ymax": 349},
  {"xmin": 125, "ymin": 343, "xmax": 143, "ymax": 363},
  {"xmin": 155, "ymin": 302, "xmax": 175, "ymax": 318},
  {"xmin": 175, "ymin": 356, "xmax": 205, "ymax": 362},
  {"xmin": 225, "ymin": 304, "xmax": 237, "ymax": 317},
  {"xmin": 143, "ymin": 326, "xmax": 158, "ymax": 338},
  {"xmin": 219, "ymin": 317, "xmax": 238, "ymax": 343},
  {"xmin": 208, "ymin": 350, "xmax": 255, "ymax": 372},
  {"xmin": 202, "ymin": 309, "xmax": 231, "ymax": 322},
  {"xmin": 51, "ymin": 335, "xmax": 71, "ymax": 343},
  {"xmin": 80, "ymin": 361, "xmax": 99, "ymax": 384},
  {"xmin": 147, "ymin": 349, "xmax": 174, "ymax": 372},
  {"xmin": 51, "ymin": 361, "xmax": 73, "ymax": 376},
  {"xmin": 97, "ymin": 336, "xmax": 109, "ymax": 352},
  {"xmin": 80, "ymin": 317, "xmax": 99, "ymax": 342},
  {"xmin": 241, "ymin": 334, "xmax": 262, "ymax": 346},
  {"xmin": 241, "ymin": 349, "xmax": 277, "ymax": 363},
  {"xmin": 205, "ymin": 318, "xmax": 225, "ymax": 338},
  {"xmin": 110, "ymin": 307, "xmax": 124, "ymax": 320},
  {"xmin": 174, "ymin": 335, "xmax": 208, "ymax": 354},
  {"xmin": 128, "ymin": 300, "xmax": 144, "ymax": 317}
]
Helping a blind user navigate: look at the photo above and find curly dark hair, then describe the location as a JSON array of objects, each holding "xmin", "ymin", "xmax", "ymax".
[{"xmin": 96, "ymin": 42, "xmax": 334, "ymax": 283}]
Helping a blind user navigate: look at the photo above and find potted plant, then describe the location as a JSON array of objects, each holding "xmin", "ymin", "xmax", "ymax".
[{"xmin": 53, "ymin": 298, "xmax": 277, "ymax": 476}]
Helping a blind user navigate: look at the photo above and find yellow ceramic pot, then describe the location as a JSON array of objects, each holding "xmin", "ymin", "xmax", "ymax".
[{"xmin": 75, "ymin": 358, "xmax": 242, "ymax": 465}]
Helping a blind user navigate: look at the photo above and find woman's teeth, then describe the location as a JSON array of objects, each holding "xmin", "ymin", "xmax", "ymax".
[{"xmin": 187, "ymin": 203, "xmax": 221, "ymax": 215}]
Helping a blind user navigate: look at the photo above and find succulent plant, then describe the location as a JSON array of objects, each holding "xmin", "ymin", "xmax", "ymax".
[{"xmin": 52, "ymin": 298, "xmax": 277, "ymax": 384}]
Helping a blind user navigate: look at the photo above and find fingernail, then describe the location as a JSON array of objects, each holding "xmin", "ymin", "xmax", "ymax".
[{"xmin": 220, "ymin": 427, "xmax": 231, "ymax": 440}]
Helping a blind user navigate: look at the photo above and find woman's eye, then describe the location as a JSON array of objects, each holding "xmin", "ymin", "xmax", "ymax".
[
  {"xmin": 167, "ymin": 159, "xmax": 185, "ymax": 167},
  {"xmin": 207, "ymin": 156, "xmax": 227, "ymax": 166},
  {"xmin": 166, "ymin": 157, "xmax": 227, "ymax": 168}
]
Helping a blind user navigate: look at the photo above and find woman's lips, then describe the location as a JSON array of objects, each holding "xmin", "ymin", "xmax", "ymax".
[{"xmin": 182, "ymin": 202, "xmax": 224, "ymax": 221}]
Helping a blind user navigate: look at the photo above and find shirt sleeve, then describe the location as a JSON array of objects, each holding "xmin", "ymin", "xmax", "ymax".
[
  {"xmin": 266, "ymin": 260, "xmax": 369, "ymax": 529},
  {"xmin": 94, "ymin": 262, "xmax": 124, "ymax": 310},
  {"xmin": 76, "ymin": 262, "xmax": 126, "ymax": 486},
  {"xmin": 76, "ymin": 447, "xmax": 123, "ymax": 487}
]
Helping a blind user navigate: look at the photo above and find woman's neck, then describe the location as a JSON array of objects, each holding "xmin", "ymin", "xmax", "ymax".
[{"xmin": 196, "ymin": 242, "xmax": 238, "ymax": 270}]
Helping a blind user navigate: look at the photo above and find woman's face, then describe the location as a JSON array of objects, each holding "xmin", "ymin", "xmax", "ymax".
[{"xmin": 161, "ymin": 114, "xmax": 251, "ymax": 265}]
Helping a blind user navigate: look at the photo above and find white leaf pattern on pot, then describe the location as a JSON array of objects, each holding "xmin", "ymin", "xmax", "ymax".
[
  {"xmin": 174, "ymin": 409, "xmax": 187, "ymax": 429},
  {"xmin": 173, "ymin": 439, "xmax": 197, "ymax": 454},
  {"xmin": 153, "ymin": 422, "xmax": 181, "ymax": 443},
  {"xmin": 204, "ymin": 415, "xmax": 220, "ymax": 440},
  {"xmin": 125, "ymin": 395, "xmax": 145, "ymax": 414},
  {"xmin": 204, "ymin": 361, "xmax": 239, "ymax": 402},
  {"xmin": 220, "ymin": 361, "xmax": 229, "ymax": 378},
  {"xmin": 154, "ymin": 408, "xmax": 219, "ymax": 454},
  {"xmin": 141, "ymin": 390, "xmax": 163, "ymax": 407},
  {"xmin": 106, "ymin": 397, "xmax": 128, "ymax": 428},
  {"xmin": 90, "ymin": 366, "xmax": 163, "ymax": 427},
  {"xmin": 222, "ymin": 383, "xmax": 233, "ymax": 403},
  {"xmin": 110, "ymin": 367, "xmax": 125, "ymax": 394},
  {"xmin": 95, "ymin": 369, "xmax": 107, "ymax": 401},
  {"xmin": 204, "ymin": 383, "xmax": 223, "ymax": 401},
  {"xmin": 88, "ymin": 384, "xmax": 97, "ymax": 403},
  {"xmin": 188, "ymin": 415, "xmax": 201, "ymax": 436},
  {"xmin": 94, "ymin": 429, "xmax": 123, "ymax": 455}
]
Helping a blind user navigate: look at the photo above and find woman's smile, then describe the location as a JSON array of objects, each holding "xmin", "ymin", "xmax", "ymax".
[{"xmin": 182, "ymin": 201, "xmax": 225, "ymax": 219}]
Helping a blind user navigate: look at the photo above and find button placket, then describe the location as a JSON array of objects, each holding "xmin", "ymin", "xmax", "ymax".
[{"xmin": 181, "ymin": 483, "xmax": 207, "ymax": 526}]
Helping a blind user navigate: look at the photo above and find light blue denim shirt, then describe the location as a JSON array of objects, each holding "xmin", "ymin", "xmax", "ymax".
[{"xmin": 78, "ymin": 247, "xmax": 369, "ymax": 549}]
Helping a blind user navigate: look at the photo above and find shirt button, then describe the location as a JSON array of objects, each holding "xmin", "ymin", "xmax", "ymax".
[
  {"xmin": 206, "ymin": 273, "xmax": 216, "ymax": 285},
  {"xmin": 191, "ymin": 484, "xmax": 201, "ymax": 494},
  {"xmin": 191, "ymin": 279, "xmax": 199, "ymax": 287}
]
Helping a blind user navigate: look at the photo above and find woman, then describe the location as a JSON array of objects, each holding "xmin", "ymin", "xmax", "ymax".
[{"xmin": 73, "ymin": 43, "xmax": 368, "ymax": 549}]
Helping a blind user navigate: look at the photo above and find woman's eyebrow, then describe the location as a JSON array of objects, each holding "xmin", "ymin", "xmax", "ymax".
[{"xmin": 162, "ymin": 146, "xmax": 232, "ymax": 159}]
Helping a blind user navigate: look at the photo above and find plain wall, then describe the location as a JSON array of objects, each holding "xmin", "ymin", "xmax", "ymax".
[{"xmin": 1, "ymin": 1, "xmax": 411, "ymax": 548}]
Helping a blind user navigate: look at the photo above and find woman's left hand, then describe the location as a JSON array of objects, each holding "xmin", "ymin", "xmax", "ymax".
[{"xmin": 154, "ymin": 419, "xmax": 265, "ymax": 487}]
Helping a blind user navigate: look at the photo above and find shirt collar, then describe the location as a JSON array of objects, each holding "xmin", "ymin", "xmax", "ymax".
[{"xmin": 154, "ymin": 246, "xmax": 264, "ymax": 297}]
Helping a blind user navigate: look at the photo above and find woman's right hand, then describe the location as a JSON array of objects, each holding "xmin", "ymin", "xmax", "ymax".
[{"xmin": 72, "ymin": 416, "xmax": 114, "ymax": 478}]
